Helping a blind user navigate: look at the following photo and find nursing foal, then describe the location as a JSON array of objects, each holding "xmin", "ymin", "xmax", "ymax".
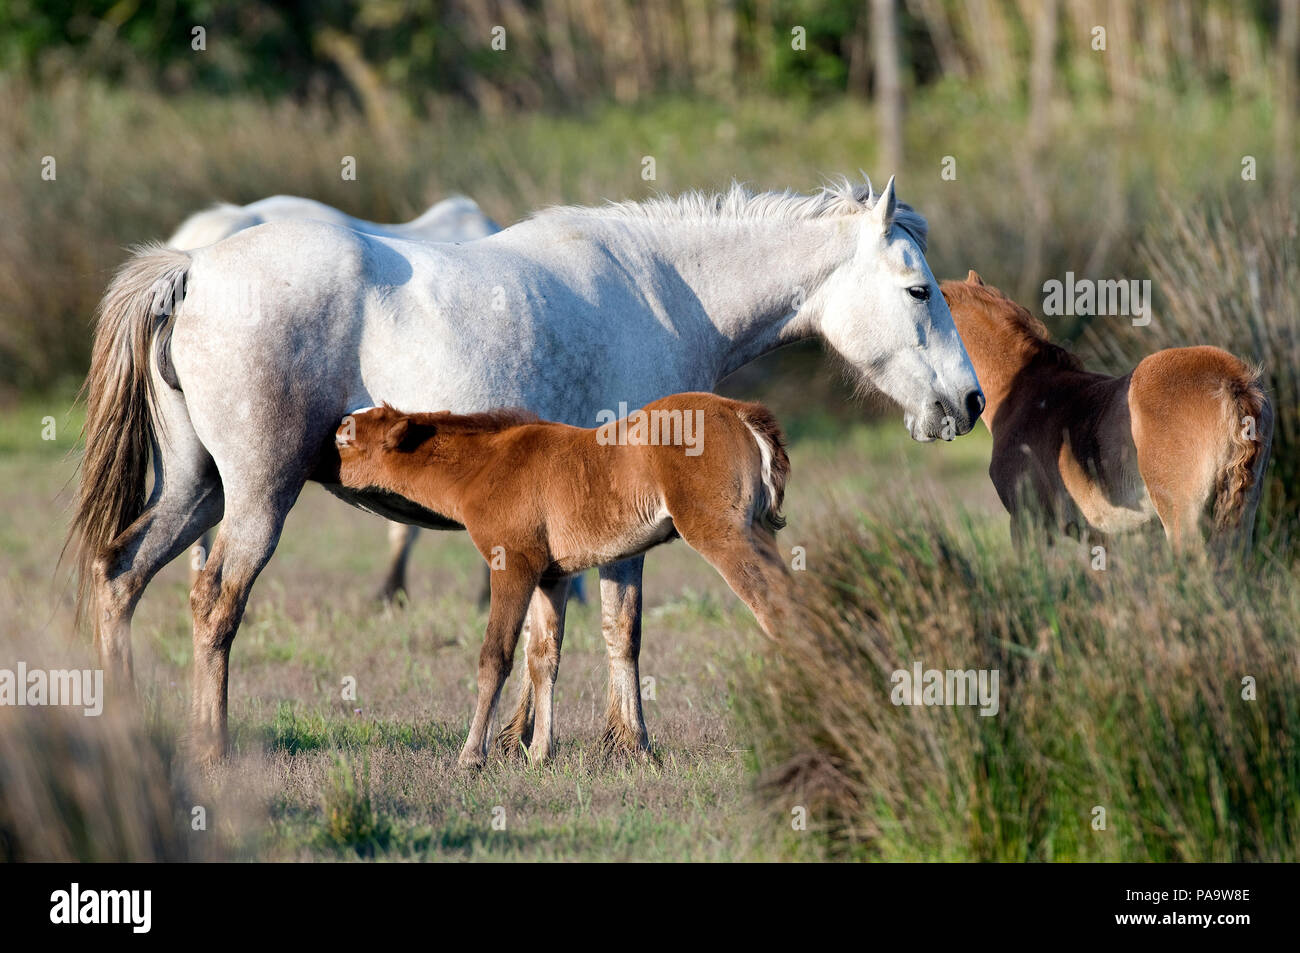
[
  {"xmin": 317, "ymin": 393, "xmax": 792, "ymax": 767},
  {"xmin": 942, "ymin": 273, "xmax": 1272, "ymax": 555}
]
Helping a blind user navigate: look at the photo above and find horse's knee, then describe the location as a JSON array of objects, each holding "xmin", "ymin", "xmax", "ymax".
[
  {"xmin": 478, "ymin": 640, "xmax": 514, "ymax": 683},
  {"xmin": 189, "ymin": 569, "xmax": 244, "ymax": 654}
]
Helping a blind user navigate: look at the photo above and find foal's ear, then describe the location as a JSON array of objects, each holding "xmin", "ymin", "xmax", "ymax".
[
  {"xmin": 383, "ymin": 419, "xmax": 411, "ymax": 452},
  {"xmin": 966, "ymin": 269, "xmax": 986, "ymax": 285},
  {"xmin": 383, "ymin": 418, "xmax": 434, "ymax": 452}
]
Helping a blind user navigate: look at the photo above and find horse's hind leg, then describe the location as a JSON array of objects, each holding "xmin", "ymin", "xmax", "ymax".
[
  {"xmin": 93, "ymin": 393, "xmax": 223, "ymax": 690},
  {"xmin": 95, "ymin": 478, "xmax": 223, "ymax": 689},
  {"xmin": 188, "ymin": 484, "xmax": 300, "ymax": 764},
  {"xmin": 377, "ymin": 521, "xmax": 419, "ymax": 604}
]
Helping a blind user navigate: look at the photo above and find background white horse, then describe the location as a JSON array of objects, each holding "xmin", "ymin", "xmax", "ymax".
[
  {"xmin": 71, "ymin": 177, "xmax": 983, "ymax": 765},
  {"xmin": 168, "ymin": 193, "xmax": 500, "ymax": 248},
  {"xmin": 167, "ymin": 193, "xmax": 501, "ymax": 604}
]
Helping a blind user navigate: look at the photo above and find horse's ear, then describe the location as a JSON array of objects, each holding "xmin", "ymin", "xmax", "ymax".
[
  {"xmin": 868, "ymin": 175, "xmax": 897, "ymax": 233},
  {"xmin": 967, "ymin": 269, "xmax": 985, "ymax": 285}
]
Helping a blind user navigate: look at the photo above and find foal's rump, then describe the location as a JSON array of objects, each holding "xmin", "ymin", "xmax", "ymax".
[
  {"xmin": 639, "ymin": 393, "xmax": 790, "ymax": 536},
  {"xmin": 1128, "ymin": 345, "xmax": 1272, "ymax": 538}
]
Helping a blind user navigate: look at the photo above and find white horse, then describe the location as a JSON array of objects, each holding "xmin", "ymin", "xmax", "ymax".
[
  {"xmin": 167, "ymin": 193, "xmax": 502, "ymax": 603},
  {"xmin": 71, "ymin": 177, "xmax": 983, "ymax": 767}
]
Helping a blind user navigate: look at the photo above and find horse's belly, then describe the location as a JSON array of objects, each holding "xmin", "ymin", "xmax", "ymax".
[
  {"xmin": 1075, "ymin": 483, "xmax": 1159, "ymax": 535},
  {"xmin": 551, "ymin": 513, "xmax": 679, "ymax": 574}
]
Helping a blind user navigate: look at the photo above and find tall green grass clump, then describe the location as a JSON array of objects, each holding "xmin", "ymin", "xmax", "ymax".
[
  {"xmin": 318, "ymin": 754, "xmax": 392, "ymax": 856},
  {"xmin": 738, "ymin": 511, "xmax": 1300, "ymax": 861}
]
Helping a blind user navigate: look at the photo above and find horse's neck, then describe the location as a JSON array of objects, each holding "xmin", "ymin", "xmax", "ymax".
[{"xmin": 595, "ymin": 216, "xmax": 852, "ymax": 380}]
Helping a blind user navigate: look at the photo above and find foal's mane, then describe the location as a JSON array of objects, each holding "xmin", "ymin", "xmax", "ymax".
[
  {"xmin": 538, "ymin": 178, "xmax": 929, "ymax": 250},
  {"xmin": 387, "ymin": 404, "xmax": 540, "ymax": 434},
  {"xmin": 945, "ymin": 280, "xmax": 1083, "ymax": 370}
]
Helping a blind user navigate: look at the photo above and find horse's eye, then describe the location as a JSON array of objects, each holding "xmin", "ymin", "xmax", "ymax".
[{"xmin": 907, "ymin": 285, "xmax": 931, "ymax": 302}]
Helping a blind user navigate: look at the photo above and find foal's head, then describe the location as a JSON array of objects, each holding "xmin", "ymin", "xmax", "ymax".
[
  {"xmin": 940, "ymin": 272, "xmax": 1081, "ymax": 370},
  {"xmin": 330, "ymin": 404, "xmax": 541, "ymax": 488}
]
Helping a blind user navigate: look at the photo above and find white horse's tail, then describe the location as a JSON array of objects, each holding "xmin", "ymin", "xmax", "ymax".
[
  {"xmin": 66, "ymin": 245, "xmax": 190, "ymax": 624},
  {"xmin": 737, "ymin": 403, "xmax": 791, "ymax": 533}
]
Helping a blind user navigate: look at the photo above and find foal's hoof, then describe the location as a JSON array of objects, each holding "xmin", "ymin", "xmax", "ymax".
[
  {"xmin": 456, "ymin": 751, "xmax": 487, "ymax": 772},
  {"xmin": 600, "ymin": 723, "xmax": 655, "ymax": 764},
  {"xmin": 525, "ymin": 742, "xmax": 555, "ymax": 765}
]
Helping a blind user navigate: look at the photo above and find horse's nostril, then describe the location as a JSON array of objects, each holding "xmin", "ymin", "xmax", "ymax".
[{"xmin": 965, "ymin": 390, "xmax": 985, "ymax": 422}]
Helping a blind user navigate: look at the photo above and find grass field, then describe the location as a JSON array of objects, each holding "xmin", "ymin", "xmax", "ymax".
[{"xmin": 0, "ymin": 388, "xmax": 999, "ymax": 861}]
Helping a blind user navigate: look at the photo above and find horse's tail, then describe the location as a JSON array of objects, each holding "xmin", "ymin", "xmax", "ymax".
[
  {"xmin": 65, "ymin": 244, "xmax": 190, "ymax": 626},
  {"xmin": 1214, "ymin": 364, "xmax": 1273, "ymax": 534},
  {"xmin": 737, "ymin": 403, "xmax": 791, "ymax": 533}
]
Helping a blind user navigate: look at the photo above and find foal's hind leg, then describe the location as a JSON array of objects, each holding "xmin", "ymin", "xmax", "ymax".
[
  {"xmin": 682, "ymin": 527, "xmax": 793, "ymax": 638},
  {"xmin": 523, "ymin": 579, "xmax": 569, "ymax": 763}
]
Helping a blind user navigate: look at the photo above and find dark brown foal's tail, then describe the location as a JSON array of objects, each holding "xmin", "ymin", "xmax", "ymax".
[
  {"xmin": 737, "ymin": 403, "xmax": 791, "ymax": 533},
  {"xmin": 64, "ymin": 244, "xmax": 190, "ymax": 628},
  {"xmin": 1214, "ymin": 367, "xmax": 1272, "ymax": 533}
]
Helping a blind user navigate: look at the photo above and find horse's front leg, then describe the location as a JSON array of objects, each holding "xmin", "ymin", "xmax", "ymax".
[
  {"xmin": 598, "ymin": 555, "xmax": 650, "ymax": 756},
  {"xmin": 376, "ymin": 521, "xmax": 419, "ymax": 604}
]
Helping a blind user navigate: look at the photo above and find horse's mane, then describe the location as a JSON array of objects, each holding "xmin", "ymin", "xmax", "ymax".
[
  {"xmin": 538, "ymin": 178, "xmax": 929, "ymax": 251},
  {"xmin": 944, "ymin": 280, "xmax": 1083, "ymax": 370}
]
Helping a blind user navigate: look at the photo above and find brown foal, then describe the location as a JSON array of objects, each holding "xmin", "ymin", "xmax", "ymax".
[
  {"xmin": 942, "ymin": 272, "xmax": 1272, "ymax": 556},
  {"xmin": 316, "ymin": 393, "xmax": 793, "ymax": 767}
]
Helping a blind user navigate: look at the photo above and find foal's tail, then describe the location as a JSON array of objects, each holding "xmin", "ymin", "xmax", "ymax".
[
  {"xmin": 65, "ymin": 244, "xmax": 191, "ymax": 625},
  {"xmin": 1214, "ymin": 365, "xmax": 1273, "ymax": 534},
  {"xmin": 737, "ymin": 404, "xmax": 791, "ymax": 533}
]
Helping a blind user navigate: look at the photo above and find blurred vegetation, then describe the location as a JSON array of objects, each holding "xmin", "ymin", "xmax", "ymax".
[
  {"xmin": 1, "ymin": 1, "xmax": 1290, "ymax": 108},
  {"xmin": 739, "ymin": 508, "xmax": 1300, "ymax": 861}
]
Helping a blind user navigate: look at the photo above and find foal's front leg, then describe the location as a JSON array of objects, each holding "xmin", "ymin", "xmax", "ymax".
[
  {"xmin": 598, "ymin": 555, "xmax": 651, "ymax": 756},
  {"xmin": 458, "ymin": 563, "xmax": 537, "ymax": 770}
]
